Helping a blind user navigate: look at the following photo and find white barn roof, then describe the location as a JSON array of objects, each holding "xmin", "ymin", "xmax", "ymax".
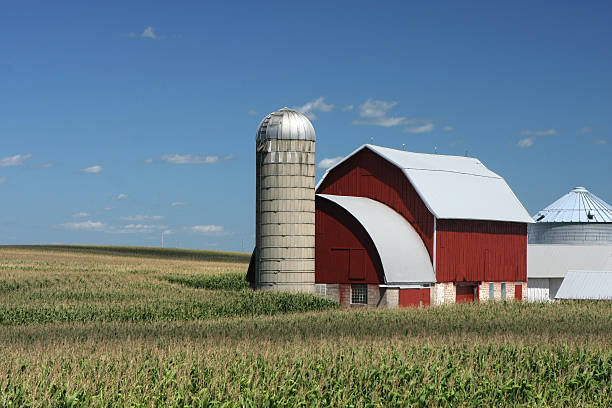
[
  {"xmin": 317, "ymin": 194, "xmax": 435, "ymax": 284},
  {"xmin": 528, "ymin": 244, "xmax": 612, "ymax": 278},
  {"xmin": 317, "ymin": 144, "xmax": 533, "ymax": 223},
  {"xmin": 533, "ymin": 186, "xmax": 612, "ymax": 223},
  {"xmin": 555, "ymin": 270, "xmax": 612, "ymax": 300}
]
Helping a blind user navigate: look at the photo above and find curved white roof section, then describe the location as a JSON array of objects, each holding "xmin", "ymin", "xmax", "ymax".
[
  {"xmin": 316, "ymin": 144, "xmax": 534, "ymax": 224},
  {"xmin": 318, "ymin": 194, "xmax": 435, "ymax": 284},
  {"xmin": 533, "ymin": 186, "xmax": 612, "ymax": 223},
  {"xmin": 257, "ymin": 107, "xmax": 316, "ymax": 143}
]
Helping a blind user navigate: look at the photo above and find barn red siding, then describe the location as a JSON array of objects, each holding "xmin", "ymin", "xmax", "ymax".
[
  {"xmin": 317, "ymin": 148, "xmax": 434, "ymax": 260},
  {"xmin": 315, "ymin": 196, "xmax": 385, "ymax": 284},
  {"xmin": 436, "ymin": 220, "xmax": 527, "ymax": 282}
]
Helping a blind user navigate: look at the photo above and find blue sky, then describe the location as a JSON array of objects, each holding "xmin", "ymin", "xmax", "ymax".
[{"xmin": 1, "ymin": 1, "xmax": 611, "ymax": 251}]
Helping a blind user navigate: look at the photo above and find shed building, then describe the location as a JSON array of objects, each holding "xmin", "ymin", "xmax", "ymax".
[{"xmin": 314, "ymin": 144, "xmax": 533, "ymax": 307}]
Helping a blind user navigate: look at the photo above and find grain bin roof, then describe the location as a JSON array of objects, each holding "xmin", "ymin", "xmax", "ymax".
[
  {"xmin": 554, "ymin": 270, "xmax": 612, "ymax": 300},
  {"xmin": 317, "ymin": 144, "xmax": 534, "ymax": 223},
  {"xmin": 317, "ymin": 194, "xmax": 435, "ymax": 284},
  {"xmin": 532, "ymin": 186, "xmax": 612, "ymax": 223},
  {"xmin": 256, "ymin": 107, "xmax": 316, "ymax": 143}
]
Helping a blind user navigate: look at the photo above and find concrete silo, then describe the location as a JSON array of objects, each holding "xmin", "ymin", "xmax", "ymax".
[{"xmin": 254, "ymin": 108, "xmax": 316, "ymax": 292}]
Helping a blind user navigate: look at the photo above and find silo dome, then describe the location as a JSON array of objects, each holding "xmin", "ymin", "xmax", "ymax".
[
  {"xmin": 529, "ymin": 186, "xmax": 612, "ymax": 244},
  {"xmin": 256, "ymin": 107, "xmax": 316, "ymax": 143}
]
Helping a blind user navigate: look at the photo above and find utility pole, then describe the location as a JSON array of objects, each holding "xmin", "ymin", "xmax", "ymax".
[{"xmin": 161, "ymin": 231, "xmax": 164, "ymax": 248}]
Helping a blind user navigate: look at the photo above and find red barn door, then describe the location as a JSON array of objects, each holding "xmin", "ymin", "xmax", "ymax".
[
  {"xmin": 456, "ymin": 284, "xmax": 476, "ymax": 303},
  {"xmin": 399, "ymin": 288, "xmax": 430, "ymax": 307},
  {"xmin": 515, "ymin": 283, "xmax": 523, "ymax": 302}
]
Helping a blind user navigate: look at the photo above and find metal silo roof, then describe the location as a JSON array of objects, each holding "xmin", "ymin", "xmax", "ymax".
[
  {"xmin": 533, "ymin": 187, "xmax": 612, "ymax": 223},
  {"xmin": 256, "ymin": 107, "xmax": 316, "ymax": 142},
  {"xmin": 554, "ymin": 270, "xmax": 612, "ymax": 300}
]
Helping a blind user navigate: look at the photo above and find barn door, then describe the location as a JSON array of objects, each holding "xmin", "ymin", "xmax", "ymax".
[
  {"xmin": 331, "ymin": 249, "xmax": 350, "ymax": 280},
  {"xmin": 456, "ymin": 284, "xmax": 476, "ymax": 303},
  {"xmin": 515, "ymin": 283, "xmax": 523, "ymax": 302}
]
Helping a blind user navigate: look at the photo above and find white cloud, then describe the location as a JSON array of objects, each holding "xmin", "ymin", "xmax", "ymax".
[
  {"xmin": 342, "ymin": 105, "xmax": 354, "ymax": 111},
  {"xmin": 79, "ymin": 165, "xmax": 103, "ymax": 174},
  {"xmin": 519, "ymin": 129, "xmax": 558, "ymax": 136},
  {"xmin": 295, "ymin": 97, "xmax": 335, "ymax": 120},
  {"xmin": 191, "ymin": 225, "xmax": 224, "ymax": 233},
  {"xmin": 104, "ymin": 207, "xmax": 113, "ymax": 211},
  {"xmin": 579, "ymin": 126, "xmax": 594, "ymax": 134},
  {"xmin": 404, "ymin": 123, "xmax": 434, "ymax": 134},
  {"xmin": 0, "ymin": 154, "xmax": 32, "ymax": 167},
  {"xmin": 163, "ymin": 229, "xmax": 174, "ymax": 235},
  {"xmin": 352, "ymin": 99, "xmax": 426, "ymax": 127},
  {"xmin": 161, "ymin": 154, "xmax": 233, "ymax": 164},
  {"xmin": 595, "ymin": 139, "xmax": 608, "ymax": 145},
  {"xmin": 114, "ymin": 193, "xmax": 128, "ymax": 200},
  {"xmin": 317, "ymin": 157, "xmax": 344, "ymax": 170},
  {"xmin": 121, "ymin": 215, "xmax": 164, "ymax": 221},
  {"xmin": 72, "ymin": 212, "xmax": 89, "ymax": 218},
  {"xmin": 442, "ymin": 126, "xmax": 453, "ymax": 131},
  {"xmin": 119, "ymin": 224, "xmax": 166, "ymax": 232},
  {"xmin": 144, "ymin": 158, "xmax": 153, "ymax": 164},
  {"xmin": 141, "ymin": 26, "xmax": 159, "ymax": 40},
  {"xmin": 0, "ymin": 177, "xmax": 6, "ymax": 185},
  {"xmin": 247, "ymin": 109, "xmax": 259, "ymax": 115},
  {"xmin": 171, "ymin": 201, "xmax": 188, "ymax": 207},
  {"xmin": 61, "ymin": 220, "xmax": 106, "ymax": 231},
  {"xmin": 518, "ymin": 137, "xmax": 534, "ymax": 148}
]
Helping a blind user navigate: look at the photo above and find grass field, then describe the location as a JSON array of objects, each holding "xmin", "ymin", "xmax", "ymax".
[{"xmin": 0, "ymin": 245, "xmax": 610, "ymax": 407}]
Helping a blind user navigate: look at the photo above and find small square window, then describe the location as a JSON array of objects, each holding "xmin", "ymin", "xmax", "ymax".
[
  {"xmin": 489, "ymin": 282, "xmax": 494, "ymax": 300},
  {"xmin": 351, "ymin": 284, "xmax": 368, "ymax": 305},
  {"xmin": 501, "ymin": 282, "xmax": 506, "ymax": 300}
]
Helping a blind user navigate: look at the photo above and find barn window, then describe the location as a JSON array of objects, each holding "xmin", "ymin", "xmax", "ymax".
[
  {"xmin": 501, "ymin": 282, "xmax": 506, "ymax": 300},
  {"xmin": 351, "ymin": 284, "xmax": 368, "ymax": 305},
  {"xmin": 489, "ymin": 282, "xmax": 494, "ymax": 300}
]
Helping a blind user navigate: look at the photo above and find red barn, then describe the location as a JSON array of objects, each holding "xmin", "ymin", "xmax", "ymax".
[{"xmin": 314, "ymin": 145, "xmax": 533, "ymax": 307}]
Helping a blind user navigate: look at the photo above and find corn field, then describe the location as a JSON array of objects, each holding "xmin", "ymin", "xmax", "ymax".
[{"xmin": 0, "ymin": 246, "xmax": 610, "ymax": 407}]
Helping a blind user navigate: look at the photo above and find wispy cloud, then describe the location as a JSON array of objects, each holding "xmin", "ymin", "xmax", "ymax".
[
  {"xmin": 141, "ymin": 26, "xmax": 159, "ymax": 40},
  {"xmin": 352, "ymin": 99, "xmax": 426, "ymax": 127},
  {"xmin": 519, "ymin": 129, "xmax": 558, "ymax": 136},
  {"xmin": 295, "ymin": 97, "xmax": 335, "ymax": 120},
  {"xmin": 144, "ymin": 158, "xmax": 153, "ymax": 164},
  {"xmin": 442, "ymin": 126, "xmax": 453, "ymax": 131},
  {"xmin": 120, "ymin": 215, "xmax": 164, "ymax": 221},
  {"xmin": 61, "ymin": 220, "xmax": 106, "ymax": 231},
  {"xmin": 191, "ymin": 225, "xmax": 224, "ymax": 233},
  {"xmin": 79, "ymin": 165, "xmax": 102, "ymax": 174},
  {"xmin": 118, "ymin": 224, "xmax": 167, "ymax": 233},
  {"xmin": 72, "ymin": 212, "xmax": 89, "ymax": 218},
  {"xmin": 404, "ymin": 123, "xmax": 434, "ymax": 134},
  {"xmin": 342, "ymin": 105, "xmax": 354, "ymax": 111},
  {"xmin": 113, "ymin": 193, "xmax": 128, "ymax": 201},
  {"xmin": 579, "ymin": 126, "xmax": 594, "ymax": 134},
  {"xmin": 0, "ymin": 154, "xmax": 32, "ymax": 167},
  {"xmin": 517, "ymin": 137, "xmax": 535, "ymax": 148},
  {"xmin": 171, "ymin": 202, "xmax": 188, "ymax": 207},
  {"xmin": 594, "ymin": 138, "xmax": 608, "ymax": 145},
  {"xmin": 247, "ymin": 109, "xmax": 259, "ymax": 116},
  {"xmin": 317, "ymin": 157, "xmax": 344, "ymax": 170},
  {"xmin": 0, "ymin": 177, "xmax": 6, "ymax": 185},
  {"xmin": 161, "ymin": 154, "xmax": 233, "ymax": 164},
  {"xmin": 104, "ymin": 207, "xmax": 113, "ymax": 211}
]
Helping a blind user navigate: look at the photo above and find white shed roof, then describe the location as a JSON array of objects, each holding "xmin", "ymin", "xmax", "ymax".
[
  {"xmin": 317, "ymin": 144, "xmax": 533, "ymax": 223},
  {"xmin": 317, "ymin": 194, "xmax": 435, "ymax": 284},
  {"xmin": 555, "ymin": 270, "xmax": 612, "ymax": 300},
  {"xmin": 533, "ymin": 186, "xmax": 612, "ymax": 223},
  {"xmin": 527, "ymin": 244, "xmax": 612, "ymax": 278}
]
